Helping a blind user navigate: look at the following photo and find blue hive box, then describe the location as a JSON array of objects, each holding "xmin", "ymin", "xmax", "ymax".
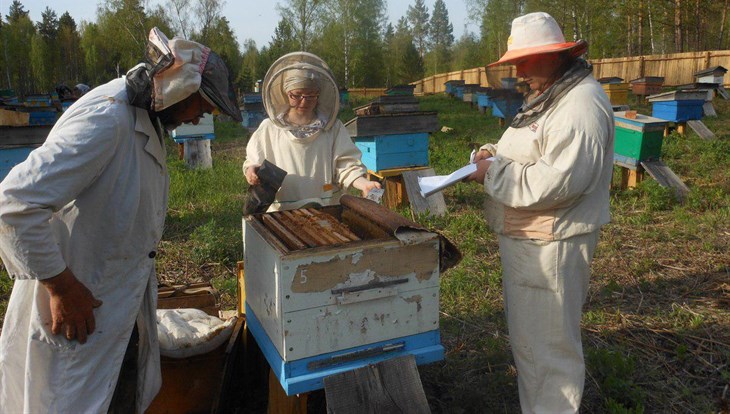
[
  {"xmin": 651, "ymin": 100, "xmax": 704, "ymax": 122},
  {"xmin": 28, "ymin": 111, "xmax": 58, "ymax": 126},
  {"xmin": 0, "ymin": 146, "xmax": 36, "ymax": 181},
  {"xmin": 491, "ymin": 94, "xmax": 523, "ymax": 120},
  {"xmin": 241, "ymin": 110, "xmax": 267, "ymax": 129},
  {"xmin": 355, "ymin": 132, "xmax": 429, "ymax": 172}
]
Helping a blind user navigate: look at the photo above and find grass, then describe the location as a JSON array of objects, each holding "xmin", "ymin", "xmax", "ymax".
[{"xmin": 1, "ymin": 93, "xmax": 729, "ymax": 413}]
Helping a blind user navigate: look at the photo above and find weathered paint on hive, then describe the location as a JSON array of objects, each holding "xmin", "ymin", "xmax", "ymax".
[{"xmin": 290, "ymin": 243, "xmax": 437, "ymax": 293}]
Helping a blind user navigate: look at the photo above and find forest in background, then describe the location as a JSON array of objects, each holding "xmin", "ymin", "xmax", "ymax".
[{"xmin": 2, "ymin": 0, "xmax": 730, "ymax": 97}]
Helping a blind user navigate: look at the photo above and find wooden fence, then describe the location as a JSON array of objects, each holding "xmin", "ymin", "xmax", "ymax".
[{"xmin": 410, "ymin": 50, "xmax": 730, "ymax": 95}]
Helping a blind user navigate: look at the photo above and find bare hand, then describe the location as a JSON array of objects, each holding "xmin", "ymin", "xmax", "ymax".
[
  {"xmin": 352, "ymin": 177, "xmax": 382, "ymax": 197},
  {"xmin": 472, "ymin": 149, "xmax": 493, "ymax": 163},
  {"xmin": 466, "ymin": 158, "xmax": 493, "ymax": 184},
  {"xmin": 40, "ymin": 268, "xmax": 103, "ymax": 344},
  {"xmin": 245, "ymin": 165, "xmax": 261, "ymax": 186},
  {"xmin": 360, "ymin": 180, "xmax": 382, "ymax": 197}
]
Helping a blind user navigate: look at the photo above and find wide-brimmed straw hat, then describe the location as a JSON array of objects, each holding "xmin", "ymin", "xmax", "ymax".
[{"xmin": 488, "ymin": 12, "xmax": 587, "ymax": 67}]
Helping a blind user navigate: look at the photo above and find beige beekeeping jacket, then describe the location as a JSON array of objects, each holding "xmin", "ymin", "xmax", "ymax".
[
  {"xmin": 243, "ymin": 118, "xmax": 366, "ymax": 211},
  {"xmin": 0, "ymin": 78, "xmax": 165, "ymax": 413},
  {"xmin": 481, "ymin": 76, "xmax": 614, "ymax": 240}
]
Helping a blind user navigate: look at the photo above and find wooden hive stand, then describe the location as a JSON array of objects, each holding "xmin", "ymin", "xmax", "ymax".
[{"xmin": 367, "ymin": 166, "xmax": 430, "ymax": 210}]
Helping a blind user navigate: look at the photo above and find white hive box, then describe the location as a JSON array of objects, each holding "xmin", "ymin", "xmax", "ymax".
[
  {"xmin": 243, "ymin": 196, "xmax": 451, "ymax": 395},
  {"xmin": 171, "ymin": 113, "xmax": 214, "ymax": 138}
]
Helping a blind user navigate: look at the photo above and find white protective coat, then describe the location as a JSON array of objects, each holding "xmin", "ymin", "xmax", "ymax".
[
  {"xmin": 0, "ymin": 78, "xmax": 167, "ymax": 413},
  {"xmin": 243, "ymin": 118, "xmax": 366, "ymax": 211},
  {"xmin": 480, "ymin": 75, "xmax": 614, "ymax": 413}
]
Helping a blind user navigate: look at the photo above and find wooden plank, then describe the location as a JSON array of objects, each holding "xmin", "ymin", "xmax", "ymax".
[
  {"xmin": 268, "ymin": 369, "xmax": 308, "ymax": 414},
  {"xmin": 0, "ymin": 126, "xmax": 51, "ymax": 146},
  {"xmin": 717, "ymin": 85, "xmax": 730, "ymax": 99},
  {"xmin": 276, "ymin": 211, "xmax": 329, "ymax": 247},
  {"xmin": 261, "ymin": 214, "xmax": 305, "ymax": 251},
  {"xmin": 641, "ymin": 159, "xmax": 690, "ymax": 201},
  {"xmin": 304, "ymin": 208, "xmax": 361, "ymax": 242},
  {"xmin": 702, "ymin": 102, "xmax": 717, "ymax": 117},
  {"xmin": 687, "ymin": 120, "xmax": 716, "ymax": 140},
  {"xmin": 402, "ymin": 168, "xmax": 446, "ymax": 217},
  {"xmin": 345, "ymin": 112, "xmax": 439, "ymax": 136},
  {"xmin": 289, "ymin": 210, "xmax": 339, "ymax": 245},
  {"xmin": 323, "ymin": 354, "xmax": 430, "ymax": 414}
]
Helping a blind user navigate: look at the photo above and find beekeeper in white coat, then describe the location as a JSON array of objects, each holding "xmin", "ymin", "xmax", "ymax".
[
  {"xmin": 0, "ymin": 28, "xmax": 241, "ymax": 413},
  {"xmin": 243, "ymin": 52, "xmax": 380, "ymax": 211},
  {"xmin": 467, "ymin": 12, "xmax": 614, "ymax": 413}
]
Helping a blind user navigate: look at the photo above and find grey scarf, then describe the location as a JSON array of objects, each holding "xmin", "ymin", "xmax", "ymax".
[{"xmin": 510, "ymin": 59, "xmax": 593, "ymax": 128}]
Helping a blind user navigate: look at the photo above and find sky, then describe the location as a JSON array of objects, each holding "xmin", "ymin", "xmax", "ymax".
[{"xmin": 14, "ymin": 0, "xmax": 477, "ymax": 49}]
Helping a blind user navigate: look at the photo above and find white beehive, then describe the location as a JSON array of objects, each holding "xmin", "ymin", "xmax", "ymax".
[{"xmin": 243, "ymin": 204, "xmax": 441, "ymax": 361}]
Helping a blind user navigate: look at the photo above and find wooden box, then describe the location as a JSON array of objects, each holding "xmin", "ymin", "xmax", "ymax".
[
  {"xmin": 385, "ymin": 84, "xmax": 415, "ymax": 96},
  {"xmin": 601, "ymin": 83, "xmax": 630, "ymax": 105},
  {"xmin": 355, "ymin": 132, "xmax": 429, "ymax": 172},
  {"xmin": 243, "ymin": 200, "xmax": 445, "ymax": 394},
  {"xmin": 613, "ymin": 111, "xmax": 667, "ymax": 167},
  {"xmin": 354, "ymin": 96, "xmax": 420, "ymax": 115},
  {"xmin": 630, "ymin": 77, "xmax": 664, "ymax": 96},
  {"xmin": 345, "ymin": 112, "xmax": 439, "ymax": 136}
]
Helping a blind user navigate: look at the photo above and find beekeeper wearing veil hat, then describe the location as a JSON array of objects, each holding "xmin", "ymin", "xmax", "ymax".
[
  {"xmin": 0, "ymin": 27, "xmax": 240, "ymax": 413},
  {"xmin": 465, "ymin": 12, "xmax": 614, "ymax": 413},
  {"xmin": 244, "ymin": 51, "xmax": 380, "ymax": 211}
]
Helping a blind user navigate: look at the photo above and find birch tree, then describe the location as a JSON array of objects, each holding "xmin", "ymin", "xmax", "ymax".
[{"xmin": 277, "ymin": 0, "xmax": 324, "ymax": 51}]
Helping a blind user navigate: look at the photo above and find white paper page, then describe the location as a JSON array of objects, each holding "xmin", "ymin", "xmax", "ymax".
[{"xmin": 417, "ymin": 157, "xmax": 495, "ymax": 198}]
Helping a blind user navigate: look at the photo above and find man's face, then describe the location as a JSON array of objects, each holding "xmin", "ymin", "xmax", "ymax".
[
  {"xmin": 157, "ymin": 92, "xmax": 216, "ymax": 131},
  {"xmin": 514, "ymin": 53, "xmax": 563, "ymax": 94}
]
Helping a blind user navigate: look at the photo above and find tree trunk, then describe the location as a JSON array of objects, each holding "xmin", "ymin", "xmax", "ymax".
[
  {"xmin": 695, "ymin": 0, "xmax": 701, "ymax": 50},
  {"xmin": 648, "ymin": 0, "xmax": 656, "ymax": 54},
  {"xmin": 638, "ymin": 0, "xmax": 644, "ymax": 56},
  {"xmin": 184, "ymin": 140, "xmax": 213, "ymax": 169},
  {"xmin": 674, "ymin": 0, "xmax": 683, "ymax": 52},
  {"xmin": 719, "ymin": 0, "xmax": 729, "ymax": 49}
]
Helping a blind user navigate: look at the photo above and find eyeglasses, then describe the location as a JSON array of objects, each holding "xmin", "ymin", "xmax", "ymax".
[{"xmin": 287, "ymin": 92, "xmax": 319, "ymax": 102}]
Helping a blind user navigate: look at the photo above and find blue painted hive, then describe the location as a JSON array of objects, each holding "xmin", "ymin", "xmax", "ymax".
[
  {"xmin": 648, "ymin": 89, "xmax": 707, "ymax": 122},
  {"xmin": 651, "ymin": 101, "xmax": 704, "ymax": 122},
  {"xmin": 243, "ymin": 201, "xmax": 448, "ymax": 395},
  {"xmin": 355, "ymin": 132, "xmax": 430, "ymax": 172},
  {"xmin": 491, "ymin": 91, "xmax": 523, "ymax": 120}
]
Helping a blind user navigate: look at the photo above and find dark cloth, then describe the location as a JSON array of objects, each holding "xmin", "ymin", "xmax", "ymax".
[{"xmin": 108, "ymin": 325, "xmax": 139, "ymax": 413}]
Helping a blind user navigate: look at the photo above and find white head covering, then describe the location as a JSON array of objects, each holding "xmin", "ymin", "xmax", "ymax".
[
  {"xmin": 145, "ymin": 28, "xmax": 241, "ymax": 121},
  {"xmin": 283, "ymin": 69, "xmax": 320, "ymax": 92},
  {"xmin": 262, "ymin": 52, "xmax": 339, "ymax": 131}
]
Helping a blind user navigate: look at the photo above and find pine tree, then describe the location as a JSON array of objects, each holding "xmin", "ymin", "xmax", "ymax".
[
  {"xmin": 407, "ymin": 0, "xmax": 429, "ymax": 59},
  {"xmin": 427, "ymin": 0, "xmax": 454, "ymax": 75}
]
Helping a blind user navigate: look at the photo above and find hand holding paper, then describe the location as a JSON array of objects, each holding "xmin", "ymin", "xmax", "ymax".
[{"xmin": 417, "ymin": 156, "xmax": 495, "ymax": 198}]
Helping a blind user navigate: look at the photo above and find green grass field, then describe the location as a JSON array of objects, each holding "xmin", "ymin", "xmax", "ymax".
[{"xmin": 1, "ymin": 93, "xmax": 728, "ymax": 413}]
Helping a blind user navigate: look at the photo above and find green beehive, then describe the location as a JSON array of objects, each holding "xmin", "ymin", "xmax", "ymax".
[{"xmin": 613, "ymin": 111, "xmax": 668, "ymax": 167}]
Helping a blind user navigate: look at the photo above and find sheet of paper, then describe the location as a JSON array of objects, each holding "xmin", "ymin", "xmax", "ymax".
[{"xmin": 417, "ymin": 157, "xmax": 495, "ymax": 198}]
